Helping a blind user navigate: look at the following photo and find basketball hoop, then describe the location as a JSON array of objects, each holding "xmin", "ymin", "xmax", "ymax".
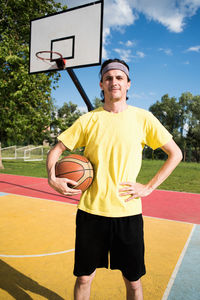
[{"xmin": 35, "ymin": 51, "xmax": 66, "ymax": 70}]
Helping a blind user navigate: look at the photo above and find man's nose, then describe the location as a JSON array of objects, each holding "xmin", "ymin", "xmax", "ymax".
[{"xmin": 111, "ymin": 77, "xmax": 118, "ymax": 85}]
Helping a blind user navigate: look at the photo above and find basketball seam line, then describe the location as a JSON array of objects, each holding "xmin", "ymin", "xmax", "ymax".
[
  {"xmin": 75, "ymin": 172, "xmax": 93, "ymax": 189},
  {"xmin": 57, "ymin": 169, "xmax": 93, "ymax": 176},
  {"xmin": 58, "ymin": 158, "xmax": 89, "ymax": 164}
]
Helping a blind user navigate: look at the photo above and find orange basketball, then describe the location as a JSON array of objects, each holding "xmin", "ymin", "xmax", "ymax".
[{"xmin": 55, "ymin": 154, "xmax": 94, "ymax": 191}]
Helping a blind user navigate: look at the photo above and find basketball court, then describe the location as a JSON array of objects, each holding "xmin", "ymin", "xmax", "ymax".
[
  {"xmin": 0, "ymin": 173, "xmax": 200, "ymax": 299},
  {"xmin": 1, "ymin": 1, "xmax": 200, "ymax": 299}
]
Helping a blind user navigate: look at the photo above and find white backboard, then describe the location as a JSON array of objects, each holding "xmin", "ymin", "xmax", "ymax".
[{"xmin": 29, "ymin": 1, "xmax": 103, "ymax": 74}]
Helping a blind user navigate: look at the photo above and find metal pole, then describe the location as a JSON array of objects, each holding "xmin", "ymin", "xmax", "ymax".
[{"xmin": 67, "ymin": 69, "xmax": 94, "ymax": 112}]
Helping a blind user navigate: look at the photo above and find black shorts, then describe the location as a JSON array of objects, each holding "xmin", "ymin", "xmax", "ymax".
[{"xmin": 73, "ymin": 209, "xmax": 146, "ymax": 281}]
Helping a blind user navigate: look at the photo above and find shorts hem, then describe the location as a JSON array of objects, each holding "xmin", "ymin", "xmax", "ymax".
[
  {"xmin": 73, "ymin": 265, "xmax": 108, "ymax": 277},
  {"xmin": 121, "ymin": 270, "xmax": 146, "ymax": 282},
  {"xmin": 73, "ymin": 268, "xmax": 96, "ymax": 277}
]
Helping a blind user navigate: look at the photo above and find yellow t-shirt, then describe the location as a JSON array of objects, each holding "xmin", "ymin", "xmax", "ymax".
[{"xmin": 58, "ymin": 106, "xmax": 172, "ymax": 217}]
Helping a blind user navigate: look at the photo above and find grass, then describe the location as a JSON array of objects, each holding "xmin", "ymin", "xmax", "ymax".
[
  {"xmin": 0, "ymin": 160, "xmax": 48, "ymax": 178},
  {"xmin": 0, "ymin": 157, "xmax": 200, "ymax": 194},
  {"xmin": 137, "ymin": 160, "xmax": 200, "ymax": 194}
]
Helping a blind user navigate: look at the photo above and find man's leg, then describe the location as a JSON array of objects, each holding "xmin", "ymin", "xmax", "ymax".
[
  {"xmin": 74, "ymin": 270, "xmax": 96, "ymax": 300},
  {"xmin": 123, "ymin": 276, "xmax": 143, "ymax": 300}
]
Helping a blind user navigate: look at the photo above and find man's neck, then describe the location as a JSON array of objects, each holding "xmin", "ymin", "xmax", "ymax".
[{"xmin": 103, "ymin": 100, "xmax": 128, "ymax": 113}]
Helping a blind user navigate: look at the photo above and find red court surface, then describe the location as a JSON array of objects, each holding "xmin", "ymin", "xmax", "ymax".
[
  {"xmin": 0, "ymin": 174, "xmax": 80, "ymax": 204},
  {"xmin": 0, "ymin": 173, "xmax": 200, "ymax": 224}
]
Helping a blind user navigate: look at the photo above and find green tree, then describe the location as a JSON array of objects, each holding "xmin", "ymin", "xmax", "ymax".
[
  {"xmin": 0, "ymin": 0, "xmax": 66, "ymax": 146},
  {"xmin": 149, "ymin": 94, "xmax": 180, "ymax": 137},
  {"xmin": 178, "ymin": 92, "xmax": 192, "ymax": 137},
  {"xmin": 50, "ymin": 102, "xmax": 82, "ymax": 141},
  {"xmin": 177, "ymin": 92, "xmax": 193, "ymax": 161},
  {"xmin": 187, "ymin": 95, "xmax": 200, "ymax": 162},
  {"xmin": 93, "ymin": 97, "xmax": 103, "ymax": 108},
  {"xmin": 148, "ymin": 94, "xmax": 180, "ymax": 160},
  {"xmin": 149, "ymin": 92, "xmax": 200, "ymax": 162}
]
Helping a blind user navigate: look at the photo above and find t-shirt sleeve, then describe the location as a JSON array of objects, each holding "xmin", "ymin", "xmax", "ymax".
[
  {"xmin": 57, "ymin": 118, "xmax": 86, "ymax": 150},
  {"xmin": 144, "ymin": 112, "xmax": 173, "ymax": 150}
]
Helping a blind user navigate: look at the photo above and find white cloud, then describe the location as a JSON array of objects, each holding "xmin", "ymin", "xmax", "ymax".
[
  {"xmin": 114, "ymin": 48, "xmax": 145, "ymax": 61},
  {"xmin": 104, "ymin": 0, "xmax": 200, "ymax": 36},
  {"xmin": 128, "ymin": 0, "xmax": 200, "ymax": 33},
  {"xmin": 102, "ymin": 27, "xmax": 111, "ymax": 59},
  {"xmin": 159, "ymin": 48, "xmax": 173, "ymax": 55},
  {"xmin": 114, "ymin": 48, "xmax": 133, "ymax": 62},
  {"xmin": 102, "ymin": 0, "xmax": 138, "ymax": 58},
  {"xmin": 104, "ymin": 0, "xmax": 137, "ymax": 29},
  {"xmin": 102, "ymin": 0, "xmax": 200, "ymax": 59},
  {"xmin": 186, "ymin": 45, "xmax": 200, "ymax": 52},
  {"xmin": 136, "ymin": 51, "xmax": 145, "ymax": 58},
  {"xmin": 65, "ymin": 0, "xmax": 200, "ymax": 60},
  {"xmin": 126, "ymin": 40, "xmax": 135, "ymax": 47},
  {"xmin": 113, "ymin": 39, "xmax": 145, "ymax": 61},
  {"xmin": 119, "ymin": 40, "xmax": 137, "ymax": 48},
  {"xmin": 65, "ymin": 1, "xmax": 200, "ymax": 36},
  {"xmin": 102, "ymin": 47, "xmax": 109, "ymax": 60}
]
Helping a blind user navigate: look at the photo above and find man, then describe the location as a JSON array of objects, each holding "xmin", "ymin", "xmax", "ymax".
[{"xmin": 47, "ymin": 58, "xmax": 182, "ymax": 300}]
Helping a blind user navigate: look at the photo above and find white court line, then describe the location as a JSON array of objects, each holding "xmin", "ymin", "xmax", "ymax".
[
  {"xmin": 0, "ymin": 248, "xmax": 74, "ymax": 258},
  {"xmin": 0, "ymin": 193, "xmax": 76, "ymax": 258},
  {"xmin": 161, "ymin": 224, "xmax": 196, "ymax": 300}
]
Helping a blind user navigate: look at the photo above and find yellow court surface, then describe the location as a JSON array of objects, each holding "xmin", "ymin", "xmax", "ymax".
[{"xmin": 0, "ymin": 193, "xmax": 194, "ymax": 300}]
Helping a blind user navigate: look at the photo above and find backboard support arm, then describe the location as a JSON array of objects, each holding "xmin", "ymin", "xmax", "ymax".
[{"xmin": 67, "ymin": 69, "xmax": 94, "ymax": 112}]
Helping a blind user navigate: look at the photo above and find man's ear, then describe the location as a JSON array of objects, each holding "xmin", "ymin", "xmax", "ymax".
[{"xmin": 99, "ymin": 81, "xmax": 103, "ymax": 90}]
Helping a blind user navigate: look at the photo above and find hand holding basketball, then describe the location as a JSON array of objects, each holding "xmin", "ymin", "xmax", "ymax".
[
  {"xmin": 55, "ymin": 154, "xmax": 94, "ymax": 192},
  {"xmin": 48, "ymin": 176, "xmax": 81, "ymax": 196}
]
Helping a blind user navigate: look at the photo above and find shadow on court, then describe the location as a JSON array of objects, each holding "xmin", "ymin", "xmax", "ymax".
[{"xmin": 0, "ymin": 260, "xmax": 64, "ymax": 300}]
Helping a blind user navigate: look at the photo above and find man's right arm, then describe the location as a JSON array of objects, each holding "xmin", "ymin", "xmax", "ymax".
[{"xmin": 46, "ymin": 141, "xmax": 81, "ymax": 196}]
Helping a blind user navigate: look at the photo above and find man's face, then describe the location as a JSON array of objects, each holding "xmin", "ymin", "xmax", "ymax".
[{"xmin": 100, "ymin": 69, "xmax": 131, "ymax": 103}]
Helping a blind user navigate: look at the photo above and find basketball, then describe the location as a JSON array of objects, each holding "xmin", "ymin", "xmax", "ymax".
[{"xmin": 55, "ymin": 154, "xmax": 94, "ymax": 191}]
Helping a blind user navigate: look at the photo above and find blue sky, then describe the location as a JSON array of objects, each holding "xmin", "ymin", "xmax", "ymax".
[{"xmin": 52, "ymin": 0, "xmax": 200, "ymax": 112}]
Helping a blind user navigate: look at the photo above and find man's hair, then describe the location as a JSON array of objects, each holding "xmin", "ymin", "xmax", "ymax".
[{"xmin": 99, "ymin": 58, "xmax": 131, "ymax": 102}]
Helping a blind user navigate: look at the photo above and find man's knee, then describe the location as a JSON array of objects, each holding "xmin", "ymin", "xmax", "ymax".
[
  {"xmin": 76, "ymin": 271, "xmax": 96, "ymax": 286},
  {"xmin": 129, "ymin": 279, "xmax": 141, "ymax": 290},
  {"xmin": 123, "ymin": 276, "xmax": 142, "ymax": 291}
]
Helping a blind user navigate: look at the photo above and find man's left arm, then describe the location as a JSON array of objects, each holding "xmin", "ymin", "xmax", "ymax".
[{"xmin": 119, "ymin": 139, "xmax": 183, "ymax": 201}]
